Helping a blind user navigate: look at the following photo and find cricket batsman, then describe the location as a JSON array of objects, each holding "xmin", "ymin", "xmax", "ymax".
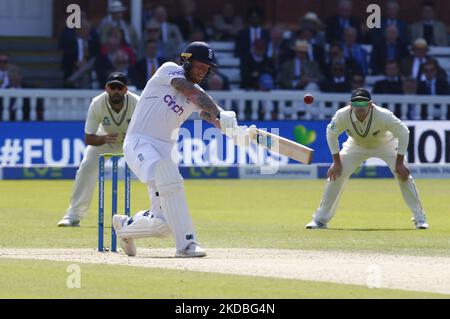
[
  {"xmin": 306, "ymin": 88, "xmax": 429, "ymax": 230},
  {"xmin": 57, "ymin": 72, "xmax": 139, "ymax": 226},
  {"xmin": 112, "ymin": 42, "xmax": 242, "ymax": 257}
]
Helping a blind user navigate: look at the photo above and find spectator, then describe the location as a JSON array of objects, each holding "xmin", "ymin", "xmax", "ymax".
[
  {"xmin": 410, "ymin": 1, "xmax": 449, "ymax": 46},
  {"xmin": 100, "ymin": 27, "xmax": 135, "ymax": 66},
  {"xmin": 240, "ymin": 39, "xmax": 275, "ymax": 90},
  {"xmin": 277, "ymin": 40, "xmax": 322, "ymax": 90},
  {"xmin": 299, "ymin": 12, "xmax": 326, "ymax": 46},
  {"xmin": 134, "ymin": 40, "xmax": 168, "ymax": 89},
  {"xmin": 2, "ymin": 66, "xmax": 44, "ymax": 121},
  {"xmin": 202, "ymin": 71, "xmax": 230, "ymax": 91},
  {"xmin": 5, "ymin": 65, "xmax": 23, "ymax": 89},
  {"xmin": 400, "ymin": 38, "xmax": 446, "ymax": 81},
  {"xmin": 141, "ymin": 20, "xmax": 167, "ymax": 59},
  {"xmin": 370, "ymin": 24, "xmax": 408, "ymax": 75},
  {"xmin": 152, "ymin": 5, "xmax": 183, "ymax": 56},
  {"xmin": 266, "ymin": 25, "xmax": 292, "ymax": 76},
  {"xmin": 189, "ymin": 27, "xmax": 207, "ymax": 42},
  {"xmin": 417, "ymin": 60, "xmax": 450, "ymax": 95},
  {"xmin": 141, "ymin": 0, "xmax": 155, "ymax": 30},
  {"xmin": 296, "ymin": 26, "xmax": 326, "ymax": 75},
  {"xmin": 417, "ymin": 60, "xmax": 450, "ymax": 119},
  {"xmin": 98, "ymin": 0, "xmax": 139, "ymax": 51},
  {"xmin": 325, "ymin": 0, "xmax": 362, "ymax": 44},
  {"xmin": 402, "ymin": 76, "xmax": 418, "ymax": 94},
  {"xmin": 95, "ymin": 29, "xmax": 122, "ymax": 86},
  {"xmin": 212, "ymin": 2, "xmax": 244, "ymax": 41},
  {"xmin": 58, "ymin": 15, "xmax": 101, "ymax": 87},
  {"xmin": 319, "ymin": 61, "xmax": 351, "ymax": 93},
  {"xmin": 402, "ymin": 76, "xmax": 419, "ymax": 119},
  {"xmin": 258, "ymin": 73, "xmax": 275, "ymax": 91},
  {"xmin": 372, "ymin": 0, "xmax": 409, "ymax": 45},
  {"xmin": 234, "ymin": 7, "xmax": 270, "ymax": 59},
  {"xmin": 324, "ymin": 42, "xmax": 359, "ymax": 78},
  {"xmin": 96, "ymin": 26, "xmax": 136, "ymax": 86},
  {"xmin": 350, "ymin": 73, "xmax": 366, "ymax": 91},
  {"xmin": 0, "ymin": 52, "xmax": 10, "ymax": 88},
  {"xmin": 373, "ymin": 60, "xmax": 403, "ymax": 94},
  {"xmin": 342, "ymin": 26, "xmax": 369, "ymax": 76},
  {"xmin": 174, "ymin": 0, "xmax": 208, "ymax": 41},
  {"xmin": 109, "ymin": 50, "xmax": 139, "ymax": 88}
]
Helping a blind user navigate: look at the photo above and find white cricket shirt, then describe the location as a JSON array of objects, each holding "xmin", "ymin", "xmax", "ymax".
[
  {"xmin": 326, "ymin": 104, "xmax": 410, "ymax": 155},
  {"xmin": 84, "ymin": 91, "xmax": 139, "ymax": 145},
  {"xmin": 126, "ymin": 62, "xmax": 202, "ymax": 143}
]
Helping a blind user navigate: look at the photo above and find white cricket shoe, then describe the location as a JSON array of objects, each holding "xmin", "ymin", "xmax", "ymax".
[
  {"xmin": 119, "ymin": 237, "xmax": 136, "ymax": 256},
  {"xmin": 175, "ymin": 243, "xmax": 207, "ymax": 258},
  {"xmin": 305, "ymin": 220, "xmax": 327, "ymax": 229},
  {"xmin": 112, "ymin": 214, "xmax": 136, "ymax": 257},
  {"xmin": 415, "ymin": 221, "xmax": 429, "ymax": 229},
  {"xmin": 411, "ymin": 217, "xmax": 429, "ymax": 229},
  {"xmin": 57, "ymin": 216, "xmax": 80, "ymax": 227}
]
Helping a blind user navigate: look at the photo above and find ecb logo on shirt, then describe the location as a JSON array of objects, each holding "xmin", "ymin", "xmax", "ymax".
[{"xmin": 103, "ymin": 117, "xmax": 111, "ymax": 126}]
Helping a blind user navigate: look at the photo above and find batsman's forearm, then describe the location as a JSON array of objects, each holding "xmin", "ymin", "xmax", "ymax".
[
  {"xmin": 200, "ymin": 112, "xmax": 221, "ymax": 128},
  {"xmin": 171, "ymin": 78, "xmax": 220, "ymax": 116},
  {"xmin": 192, "ymin": 92, "xmax": 220, "ymax": 116},
  {"xmin": 210, "ymin": 118, "xmax": 221, "ymax": 129}
]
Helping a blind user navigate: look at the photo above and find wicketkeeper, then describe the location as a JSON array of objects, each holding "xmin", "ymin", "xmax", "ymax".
[{"xmin": 57, "ymin": 72, "xmax": 139, "ymax": 226}]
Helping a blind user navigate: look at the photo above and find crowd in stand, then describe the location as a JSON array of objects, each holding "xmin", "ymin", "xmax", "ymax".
[
  {"xmin": 51, "ymin": 0, "xmax": 450, "ymax": 98},
  {"xmin": 2, "ymin": 0, "xmax": 450, "ymax": 99}
]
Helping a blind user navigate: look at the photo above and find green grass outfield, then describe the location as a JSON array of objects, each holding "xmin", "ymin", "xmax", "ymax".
[{"xmin": 0, "ymin": 179, "xmax": 449, "ymax": 298}]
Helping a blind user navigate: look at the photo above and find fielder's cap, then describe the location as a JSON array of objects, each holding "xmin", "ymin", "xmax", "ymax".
[
  {"xmin": 109, "ymin": 0, "xmax": 127, "ymax": 13},
  {"xmin": 350, "ymin": 88, "xmax": 371, "ymax": 106},
  {"xmin": 106, "ymin": 72, "xmax": 127, "ymax": 86}
]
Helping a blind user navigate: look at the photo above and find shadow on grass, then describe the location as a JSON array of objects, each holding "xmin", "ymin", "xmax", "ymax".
[{"xmin": 327, "ymin": 228, "xmax": 414, "ymax": 231}]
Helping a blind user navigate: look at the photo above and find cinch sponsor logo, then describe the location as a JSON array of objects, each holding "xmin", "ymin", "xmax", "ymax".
[
  {"xmin": 168, "ymin": 70, "xmax": 184, "ymax": 76},
  {"xmin": 164, "ymin": 95, "xmax": 184, "ymax": 116}
]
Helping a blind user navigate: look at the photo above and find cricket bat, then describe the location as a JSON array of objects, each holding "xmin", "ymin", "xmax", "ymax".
[{"xmin": 239, "ymin": 127, "xmax": 314, "ymax": 164}]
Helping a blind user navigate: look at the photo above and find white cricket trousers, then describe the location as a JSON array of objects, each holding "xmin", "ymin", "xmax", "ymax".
[
  {"xmin": 123, "ymin": 135, "xmax": 197, "ymax": 250},
  {"xmin": 65, "ymin": 143, "xmax": 122, "ymax": 220},
  {"xmin": 313, "ymin": 139, "xmax": 427, "ymax": 225}
]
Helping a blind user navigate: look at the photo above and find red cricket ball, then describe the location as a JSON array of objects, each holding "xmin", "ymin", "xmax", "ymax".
[{"xmin": 304, "ymin": 94, "xmax": 314, "ymax": 104}]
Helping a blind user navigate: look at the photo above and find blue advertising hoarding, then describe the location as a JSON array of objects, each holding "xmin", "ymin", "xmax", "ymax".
[
  {"xmin": 0, "ymin": 120, "xmax": 339, "ymax": 166},
  {"xmin": 3, "ymin": 120, "xmax": 448, "ymax": 168}
]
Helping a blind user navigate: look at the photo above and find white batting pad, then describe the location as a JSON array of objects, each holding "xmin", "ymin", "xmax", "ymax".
[
  {"xmin": 116, "ymin": 212, "xmax": 171, "ymax": 239},
  {"xmin": 155, "ymin": 160, "xmax": 197, "ymax": 250},
  {"xmin": 147, "ymin": 181, "xmax": 164, "ymax": 219}
]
